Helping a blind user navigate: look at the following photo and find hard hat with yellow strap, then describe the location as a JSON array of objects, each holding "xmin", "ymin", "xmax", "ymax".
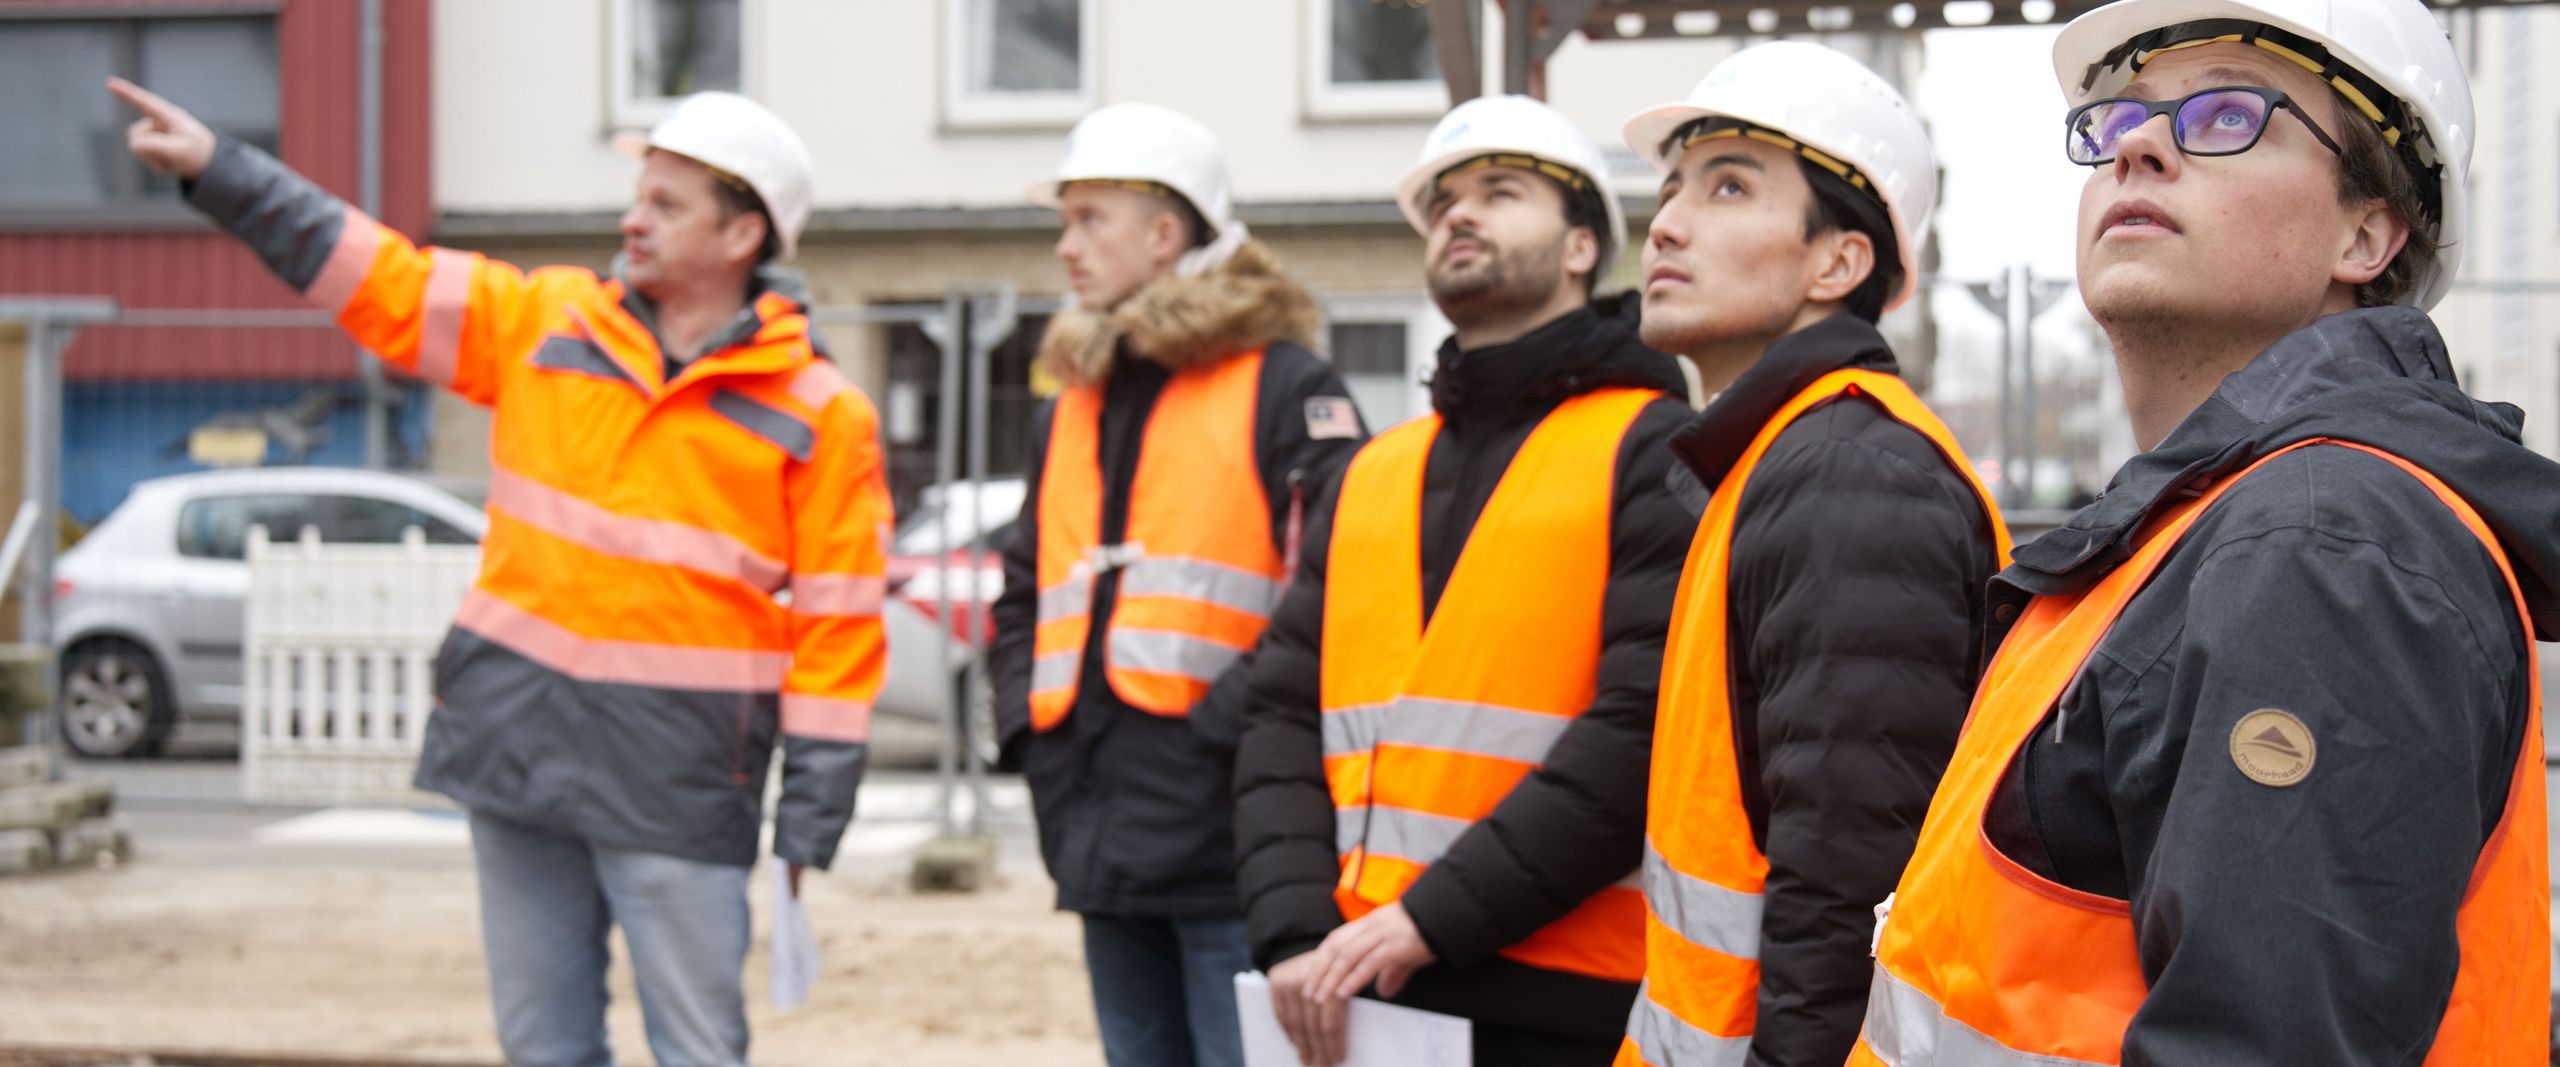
[
  {"xmin": 1621, "ymin": 41, "xmax": 1939, "ymax": 313},
  {"xmin": 1029, "ymin": 103, "xmax": 1248, "ymax": 278},
  {"xmin": 1397, "ymin": 95, "xmax": 1627, "ymax": 273},
  {"xmin": 611, "ymin": 92, "xmax": 815, "ymax": 260},
  {"xmin": 2052, "ymin": 0, "xmax": 2474, "ymax": 309}
]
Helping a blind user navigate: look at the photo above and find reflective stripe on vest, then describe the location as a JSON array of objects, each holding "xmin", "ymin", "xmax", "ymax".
[
  {"xmin": 1849, "ymin": 964, "xmax": 2109, "ymax": 1067},
  {"xmin": 1029, "ymin": 351, "xmax": 1283, "ymax": 729},
  {"xmin": 1622, "ymin": 370, "xmax": 2008, "ymax": 1067},
  {"xmin": 1323, "ymin": 696, "xmax": 1574, "ymax": 766},
  {"xmin": 1626, "ymin": 980, "xmax": 1752, "ymax": 1067},
  {"xmin": 1321, "ymin": 386, "xmax": 1663, "ymax": 984},
  {"xmin": 1848, "ymin": 439, "xmax": 2548, "ymax": 1067}
]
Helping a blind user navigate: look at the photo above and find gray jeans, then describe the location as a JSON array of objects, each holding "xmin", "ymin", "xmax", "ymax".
[{"xmin": 468, "ymin": 811, "xmax": 751, "ymax": 1067}]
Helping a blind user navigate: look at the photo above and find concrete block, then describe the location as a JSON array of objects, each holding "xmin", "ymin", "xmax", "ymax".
[
  {"xmin": 80, "ymin": 815, "xmax": 132, "ymax": 868},
  {"xmin": 909, "ymin": 834, "xmax": 997, "ymax": 894},
  {"xmin": 0, "ymin": 644, "xmax": 47, "ymax": 744},
  {"xmin": 0, "ymin": 828, "xmax": 48, "ymax": 873},
  {"xmin": 0, "ymin": 780, "xmax": 111, "ymax": 832},
  {"xmin": 0, "ymin": 745, "xmax": 46, "ymax": 789},
  {"xmin": 49, "ymin": 816, "xmax": 128, "ymax": 869}
]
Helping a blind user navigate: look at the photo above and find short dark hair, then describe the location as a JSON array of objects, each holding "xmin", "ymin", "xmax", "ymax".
[
  {"xmin": 1559, "ymin": 180, "xmax": 1611, "ymax": 297},
  {"xmin": 2329, "ymin": 108, "xmax": 2437, "ymax": 308},
  {"xmin": 708, "ymin": 176, "xmax": 781, "ymax": 265},
  {"xmin": 1798, "ymin": 160, "xmax": 1900, "ymax": 323}
]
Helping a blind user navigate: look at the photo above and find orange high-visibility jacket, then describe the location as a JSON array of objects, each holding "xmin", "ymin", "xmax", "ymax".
[
  {"xmin": 1029, "ymin": 350, "xmax": 1286, "ymax": 728},
  {"xmin": 1321, "ymin": 387, "xmax": 1659, "ymax": 984},
  {"xmin": 1617, "ymin": 371, "xmax": 2006, "ymax": 1067},
  {"xmin": 1849, "ymin": 440, "xmax": 2546, "ymax": 1067},
  {"xmin": 186, "ymin": 138, "xmax": 890, "ymax": 869}
]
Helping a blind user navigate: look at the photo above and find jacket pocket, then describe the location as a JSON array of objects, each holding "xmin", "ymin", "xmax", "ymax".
[{"xmin": 1097, "ymin": 710, "xmax": 1236, "ymax": 890}]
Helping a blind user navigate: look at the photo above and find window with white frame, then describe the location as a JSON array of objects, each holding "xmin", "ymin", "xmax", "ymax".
[
  {"xmin": 611, "ymin": 0, "xmax": 748, "ymax": 128},
  {"xmin": 1306, "ymin": 0, "xmax": 1444, "ymax": 120},
  {"xmin": 1322, "ymin": 295, "xmax": 1450, "ymax": 429},
  {"xmin": 945, "ymin": 0, "xmax": 1096, "ymax": 127}
]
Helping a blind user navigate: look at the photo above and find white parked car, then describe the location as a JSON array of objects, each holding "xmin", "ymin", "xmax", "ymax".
[
  {"xmin": 52, "ymin": 468, "xmax": 486, "ymax": 758},
  {"xmin": 878, "ymin": 478, "xmax": 1023, "ymax": 757}
]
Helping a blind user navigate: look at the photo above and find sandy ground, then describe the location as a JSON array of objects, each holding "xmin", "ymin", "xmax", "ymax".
[{"xmin": 0, "ymin": 826, "xmax": 1101, "ymax": 1067}]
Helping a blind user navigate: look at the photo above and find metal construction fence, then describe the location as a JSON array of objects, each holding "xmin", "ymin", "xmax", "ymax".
[{"xmin": 3, "ymin": 273, "xmax": 2555, "ymax": 805}]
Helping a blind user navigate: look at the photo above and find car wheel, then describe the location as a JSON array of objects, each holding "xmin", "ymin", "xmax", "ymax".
[{"xmin": 58, "ymin": 640, "xmax": 174, "ymax": 759}]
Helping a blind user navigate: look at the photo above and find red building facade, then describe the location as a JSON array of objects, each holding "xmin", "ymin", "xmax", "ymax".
[{"xmin": 0, "ymin": 0, "xmax": 432, "ymax": 379}]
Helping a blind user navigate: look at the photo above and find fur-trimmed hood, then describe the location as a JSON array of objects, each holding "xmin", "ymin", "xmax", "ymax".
[{"xmin": 1035, "ymin": 240, "xmax": 1321, "ymax": 389}]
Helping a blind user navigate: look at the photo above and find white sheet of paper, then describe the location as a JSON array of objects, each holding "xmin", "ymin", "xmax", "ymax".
[
  {"xmin": 768, "ymin": 861, "xmax": 819, "ymax": 1011},
  {"xmin": 1234, "ymin": 971, "xmax": 1472, "ymax": 1067}
]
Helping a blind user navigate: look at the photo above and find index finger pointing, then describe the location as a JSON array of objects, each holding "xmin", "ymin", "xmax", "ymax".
[{"xmin": 105, "ymin": 77, "xmax": 180, "ymax": 122}]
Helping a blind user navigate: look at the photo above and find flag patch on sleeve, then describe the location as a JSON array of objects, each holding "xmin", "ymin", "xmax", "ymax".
[{"xmin": 1304, "ymin": 396, "xmax": 1361, "ymax": 441}]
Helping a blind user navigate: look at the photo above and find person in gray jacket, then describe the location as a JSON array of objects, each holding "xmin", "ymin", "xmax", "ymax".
[{"xmin": 1856, "ymin": 0, "xmax": 2560, "ymax": 1060}]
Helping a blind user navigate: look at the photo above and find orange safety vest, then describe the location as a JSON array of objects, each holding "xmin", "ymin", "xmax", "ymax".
[
  {"xmin": 1848, "ymin": 439, "xmax": 2548, "ymax": 1067},
  {"xmin": 306, "ymin": 207, "xmax": 889, "ymax": 748},
  {"xmin": 1029, "ymin": 350, "xmax": 1284, "ymax": 729},
  {"xmin": 1322, "ymin": 386, "xmax": 1662, "ymax": 983},
  {"xmin": 1618, "ymin": 370, "xmax": 2006, "ymax": 1067}
]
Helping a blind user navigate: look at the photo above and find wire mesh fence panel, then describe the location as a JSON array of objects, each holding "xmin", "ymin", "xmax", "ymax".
[
  {"xmin": 8, "ymin": 280, "xmax": 2552, "ymax": 810},
  {"xmin": 24, "ymin": 314, "xmax": 450, "ymax": 805}
]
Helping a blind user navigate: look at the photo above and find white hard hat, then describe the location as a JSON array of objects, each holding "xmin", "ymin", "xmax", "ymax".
[
  {"xmin": 1028, "ymin": 103, "xmax": 1237, "ymax": 239},
  {"xmin": 612, "ymin": 92, "xmax": 815, "ymax": 260},
  {"xmin": 1625, "ymin": 43, "xmax": 1936, "ymax": 313},
  {"xmin": 2052, "ymin": 0, "xmax": 2472, "ymax": 309},
  {"xmin": 1397, "ymin": 95, "xmax": 1626, "ymax": 270}
]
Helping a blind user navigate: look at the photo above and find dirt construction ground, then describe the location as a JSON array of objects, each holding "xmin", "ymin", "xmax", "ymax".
[{"xmin": 0, "ymin": 792, "xmax": 1104, "ymax": 1067}]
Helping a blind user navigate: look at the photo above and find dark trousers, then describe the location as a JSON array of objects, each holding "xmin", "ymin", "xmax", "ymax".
[
  {"xmin": 1473, "ymin": 1021, "xmax": 1620, "ymax": 1067},
  {"xmin": 1082, "ymin": 914, "xmax": 1253, "ymax": 1067}
]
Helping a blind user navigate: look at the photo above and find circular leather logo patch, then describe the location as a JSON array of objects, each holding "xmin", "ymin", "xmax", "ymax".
[{"xmin": 2229, "ymin": 708, "xmax": 2316, "ymax": 787}]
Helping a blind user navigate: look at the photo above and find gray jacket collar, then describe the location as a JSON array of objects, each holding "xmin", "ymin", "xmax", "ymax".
[
  {"xmin": 608, "ymin": 258, "xmax": 811, "ymax": 363},
  {"xmin": 2004, "ymin": 307, "xmax": 2547, "ymax": 611}
]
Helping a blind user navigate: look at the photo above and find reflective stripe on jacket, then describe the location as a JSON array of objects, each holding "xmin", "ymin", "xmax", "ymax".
[
  {"xmin": 1848, "ymin": 439, "xmax": 2546, "ymax": 1067},
  {"xmin": 1322, "ymin": 387, "xmax": 1658, "ymax": 983},
  {"xmin": 185, "ymin": 137, "xmax": 891, "ymax": 869},
  {"xmin": 1030, "ymin": 349, "xmax": 1283, "ymax": 727},
  {"xmin": 1618, "ymin": 370, "xmax": 2007, "ymax": 1067}
]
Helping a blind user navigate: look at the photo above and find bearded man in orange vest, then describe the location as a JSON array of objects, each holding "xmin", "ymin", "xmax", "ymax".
[
  {"xmin": 987, "ymin": 103, "xmax": 1365, "ymax": 1067},
  {"xmin": 1609, "ymin": 44, "xmax": 2008, "ymax": 1067},
  {"xmin": 1853, "ymin": 0, "xmax": 2560, "ymax": 1061},
  {"xmin": 1234, "ymin": 94, "xmax": 1694, "ymax": 1067}
]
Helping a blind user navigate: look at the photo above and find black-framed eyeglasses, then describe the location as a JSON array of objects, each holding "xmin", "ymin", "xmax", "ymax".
[{"xmin": 2064, "ymin": 85, "xmax": 2343, "ymax": 166}]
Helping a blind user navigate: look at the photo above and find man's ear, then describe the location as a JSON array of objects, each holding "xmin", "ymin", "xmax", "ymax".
[
  {"xmin": 1563, "ymin": 225, "xmax": 1601, "ymax": 280},
  {"xmin": 2332, "ymin": 198, "xmax": 2408, "ymax": 290},
  {"xmin": 722, "ymin": 210, "xmax": 770, "ymax": 267},
  {"xmin": 1805, "ymin": 228, "xmax": 1875, "ymax": 306},
  {"xmin": 1149, "ymin": 204, "xmax": 1192, "ymax": 266}
]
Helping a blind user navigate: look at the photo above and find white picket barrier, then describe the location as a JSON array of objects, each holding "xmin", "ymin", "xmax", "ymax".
[{"xmin": 241, "ymin": 524, "xmax": 480, "ymax": 806}]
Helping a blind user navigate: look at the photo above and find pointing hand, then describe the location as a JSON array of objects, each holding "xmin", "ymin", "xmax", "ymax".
[{"xmin": 107, "ymin": 77, "xmax": 216, "ymax": 182}]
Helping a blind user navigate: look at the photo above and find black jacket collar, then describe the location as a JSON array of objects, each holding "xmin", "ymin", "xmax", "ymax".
[
  {"xmin": 1666, "ymin": 313, "xmax": 1900, "ymax": 489},
  {"xmin": 1426, "ymin": 293, "xmax": 1687, "ymax": 427}
]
